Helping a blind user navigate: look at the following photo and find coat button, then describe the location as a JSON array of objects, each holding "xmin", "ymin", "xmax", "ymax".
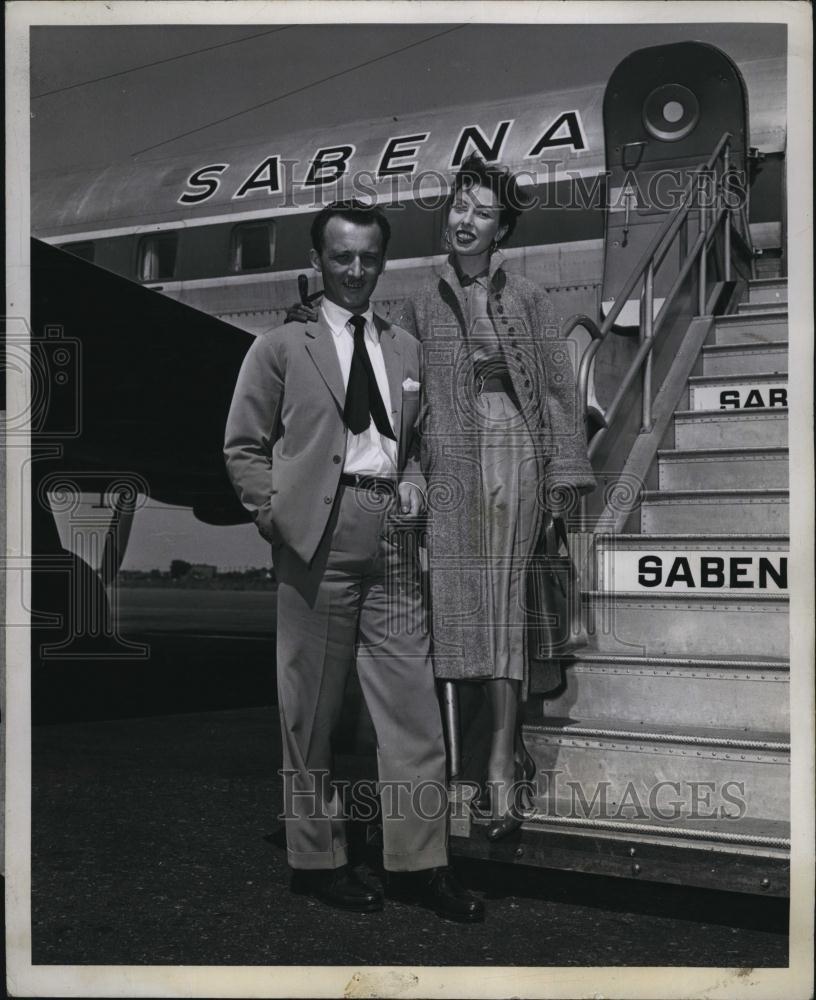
[
  {"xmin": 332, "ymin": 455, "xmax": 341, "ymax": 464},
  {"xmin": 524, "ymin": 379, "xmax": 531, "ymax": 388},
  {"xmin": 497, "ymin": 306, "xmax": 504, "ymax": 314},
  {"xmin": 508, "ymin": 326, "xmax": 516, "ymax": 333},
  {"xmin": 515, "ymin": 353, "xmax": 523, "ymax": 360},
  {"xmin": 324, "ymin": 496, "xmax": 333, "ymax": 504}
]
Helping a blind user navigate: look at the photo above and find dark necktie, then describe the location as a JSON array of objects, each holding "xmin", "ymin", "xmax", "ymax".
[{"xmin": 343, "ymin": 315, "xmax": 396, "ymax": 441}]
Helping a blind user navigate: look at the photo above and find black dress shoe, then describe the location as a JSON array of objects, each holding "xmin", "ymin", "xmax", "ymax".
[
  {"xmin": 389, "ymin": 867, "xmax": 485, "ymax": 923},
  {"xmin": 291, "ymin": 865, "xmax": 383, "ymax": 913}
]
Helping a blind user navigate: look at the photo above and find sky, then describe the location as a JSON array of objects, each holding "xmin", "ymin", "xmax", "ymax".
[
  {"xmin": 29, "ymin": 19, "xmax": 787, "ymax": 572},
  {"xmin": 31, "ymin": 22, "xmax": 786, "ymax": 173}
]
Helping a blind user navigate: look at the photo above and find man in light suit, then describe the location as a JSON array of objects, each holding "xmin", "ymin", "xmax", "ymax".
[{"xmin": 224, "ymin": 201, "xmax": 483, "ymax": 922}]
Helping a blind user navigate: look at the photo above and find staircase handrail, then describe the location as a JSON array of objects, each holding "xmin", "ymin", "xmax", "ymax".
[{"xmin": 563, "ymin": 130, "xmax": 747, "ymax": 464}]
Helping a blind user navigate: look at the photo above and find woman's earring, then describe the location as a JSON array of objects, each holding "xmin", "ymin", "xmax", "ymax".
[{"xmin": 443, "ymin": 229, "xmax": 452, "ymax": 251}]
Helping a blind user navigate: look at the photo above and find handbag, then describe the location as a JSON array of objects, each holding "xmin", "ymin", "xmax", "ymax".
[{"xmin": 527, "ymin": 512, "xmax": 588, "ymax": 664}]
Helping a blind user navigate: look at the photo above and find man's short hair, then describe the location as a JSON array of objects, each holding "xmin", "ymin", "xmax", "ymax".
[
  {"xmin": 449, "ymin": 154, "xmax": 531, "ymax": 245},
  {"xmin": 310, "ymin": 200, "xmax": 392, "ymax": 256}
]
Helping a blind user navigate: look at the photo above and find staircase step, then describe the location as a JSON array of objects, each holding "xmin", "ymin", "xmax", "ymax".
[
  {"xmin": 583, "ymin": 590, "xmax": 788, "ymax": 658},
  {"xmin": 640, "ymin": 488, "xmax": 788, "ymax": 533},
  {"xmin": 594, "ymin": 532, "xmax": 789, "ymax": 593},
  {"xmin": 523, "ymin": 720, "xmax": 789, "ymax": 827},
  {"xmin": 674, "ymin": 408, "xmax": 787, "ymax": 449},
  {"xmin": 456, "ymin": 812, "xmax": 790, "ymax": 895},
  {"xmin": 688, "ymin": 372, "xmax": 787, "ymax": 412},
  {"xmin": 712, "ymin": 312, "xmax": 787, "ymax": 345},
  {"xmin": 714, "ymin": 309, "xmax": 788, "ymax": 344},
  {"xmin": 702, "ymin": 342, "xmax": 787, "ymax": 376},
  {"xmin": 737, "ymin": 301, "xmax": 788, "ymax": 317},
  {"xmin": 754, "ymin": 257, "xmax": 784, "ymax": 280},
  {"xmin": 536, "ymin": 654, "xmax": 788, "ymax": 731},
  {"xmin": 748, "ymin": 278, "xmax": 787, "ymax": 306},
  {"xmin": 510, "ymin": 814, "xmax": 790, "ymax": 864},
  {"xmin": 658, "ymin": 447, "xmax": 788, "ymax": 490}
]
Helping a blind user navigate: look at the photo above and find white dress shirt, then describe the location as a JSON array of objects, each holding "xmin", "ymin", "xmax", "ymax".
[{"xmin": 321, "ymin": 298, "xmax": 397, "ymax": 477}]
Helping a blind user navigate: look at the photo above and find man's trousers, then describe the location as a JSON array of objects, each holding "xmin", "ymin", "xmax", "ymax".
[{"xmin": 274, "ymin": 483, "xmax": 448, "ymax": 872}]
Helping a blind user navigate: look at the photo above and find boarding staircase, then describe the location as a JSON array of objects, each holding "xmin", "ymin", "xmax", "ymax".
[
  {"xmin": 454, "ymin": 276, "xmax": 791, "ymax": 896},
  {"xmin": 520, "ymin": 276, "xmax": 790, "ymax": 895},
  {"xmin": 451, "ymin": 131, "xmax": 791, "ymax": 895}
]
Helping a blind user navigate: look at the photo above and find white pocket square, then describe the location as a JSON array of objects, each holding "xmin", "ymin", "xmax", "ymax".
[{"xmin": 402, "ymin": 378, "xmax": 421, "ymax": 392}]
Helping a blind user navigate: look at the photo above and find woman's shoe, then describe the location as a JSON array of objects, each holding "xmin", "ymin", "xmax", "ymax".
[
  {"xmin": 475, "ymin": 745, "xmax": 535, "ymax": 816},
  {"xmin": 485, "ymin": 806, "xmax": 523, "ymax": 841},
  {"xmin": 485, "ymin": 758, "xmax": 534, "ymax": 842},
  {"xmin": 472, "ymin": 781, "xmax": 492, "ymax": 815},
  {"xmin": 519, "ymin": 745, "xmax": 536, "ymax": 783}
]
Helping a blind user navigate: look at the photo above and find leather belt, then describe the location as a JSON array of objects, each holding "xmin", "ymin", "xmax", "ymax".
[{"xmin": 339, "ymin": 473, "xmax": 397, "ymax": 494}]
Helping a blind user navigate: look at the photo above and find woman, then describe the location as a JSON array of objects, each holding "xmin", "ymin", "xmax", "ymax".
[{"xmin": 286, "ymin": 156, "xmax": 595, "ymax": 838}]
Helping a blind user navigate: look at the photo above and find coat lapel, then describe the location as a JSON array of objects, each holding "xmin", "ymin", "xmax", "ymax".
[
  {"xmin": 304, "ymin": 313, "xmax": 345, "ymax": 411},
  {"xmin": 375, "ymin": 313, "xmax": 404, "ymax": 445}
]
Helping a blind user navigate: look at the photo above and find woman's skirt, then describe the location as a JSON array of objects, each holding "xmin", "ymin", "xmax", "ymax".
[{"xmin": 472, "ymin": 389, "xmax": 540, "ymax": 682}]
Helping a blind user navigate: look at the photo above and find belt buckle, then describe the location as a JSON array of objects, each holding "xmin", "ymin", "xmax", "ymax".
[{"xmin": 361, "ymin": 474, "xmax": 386, "ymax": 496}]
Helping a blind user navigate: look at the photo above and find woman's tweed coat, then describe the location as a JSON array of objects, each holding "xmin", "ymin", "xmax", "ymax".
[{"xmin": 395, "ymin": 255, "xmax": 596, "ymax": 682}]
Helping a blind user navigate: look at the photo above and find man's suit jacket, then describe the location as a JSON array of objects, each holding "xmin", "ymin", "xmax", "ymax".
[{"xmin": 224, "ymin": 310, "xmax": 423, "ymax": 565}]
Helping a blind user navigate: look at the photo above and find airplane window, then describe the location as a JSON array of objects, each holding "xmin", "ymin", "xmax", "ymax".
[
  {"xmin": 231, "ymin": 222, "xmax": 275, "ymax": 271},
  {"xmin": 63, "ymin": 241, "xmax": 95, "ymax": 263},
  {"xmin": 139, "ymin": 234, "xmax": 178, "ymax": 282}
]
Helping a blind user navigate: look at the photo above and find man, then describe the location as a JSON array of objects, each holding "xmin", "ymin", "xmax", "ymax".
[{"xmin": 224, "ymin": 201, "xmax": 484, "ymax": 922}]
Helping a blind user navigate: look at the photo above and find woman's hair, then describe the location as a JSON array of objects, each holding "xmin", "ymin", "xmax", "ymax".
[{"xmin": 448, "ymin": 154, "xmax": 529, "ymax": 245}]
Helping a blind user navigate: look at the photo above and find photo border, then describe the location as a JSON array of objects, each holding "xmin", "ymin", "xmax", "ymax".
[{"xmin": 5, "ymin": 1, "xmax": 814, "ymax": 997}]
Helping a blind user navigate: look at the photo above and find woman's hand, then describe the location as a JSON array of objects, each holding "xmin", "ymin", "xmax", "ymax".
[
  {"xmin": 284, "ymin": 301, "xmax": 319, "ymax": 324},
  {"xmin": 398, "ymin": 481, "xmax": 425, "ymax": 516}
]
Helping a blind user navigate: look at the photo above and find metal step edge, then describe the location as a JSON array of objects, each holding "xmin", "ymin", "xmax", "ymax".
[
  {"xmin": 737, "ymin": 304, "xmax": 789, "ymax": 317},
  {"xmin": 515, "ymin": 814, "xmax": 790, "ymax": 851},
  {"xmin": 640, "ymin": 488, "xmax": 788, "ymax": 501},
  {"xmin": 657, "ymin": 446, "xmax": 787, "ymax": 458},
  {"xmin": 748, "ymin": 278, "xmax": 788, "ymax": 288},
  {"xmin": 595, "ymin": 532, "xmax": 789, "ymax": 542},
  {"xmin": 716, "ymin": 309, "xmax": 788, "ymax": 323},
  {"xmin": 526, "ymin": 721, "xmax": 790, "ymax": 753},
  {"xmin": 687, "ymin": 372, "xmax": 787, "ymax": 385},
  {"xmin": 557, "ymin": 652, "xmax": 789, "ymax": 671},
  {"xmin": 702, "ymin": 340, "xmax": 788, "ymax": 354},
  {"xmin": 582, "ymin": 589, "xmax": 788, "ymax": 604},
  {"xmin": 674, "ymin": 407, "xmax": 788, "ymax": 420}
]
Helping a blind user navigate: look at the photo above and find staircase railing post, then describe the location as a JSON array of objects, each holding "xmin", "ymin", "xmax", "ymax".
[
  {"xmin": 723, "ymin": 142, "xmax": 732, "ymax": 282},
  {"xmin": 698, "ymin": 174, "xmax": 708, "ymax": 315},
  {"xmin": 641, "ymin": 259, "xmax": 655, "ymax": 433},
  {"xmin": 442, "ymin": 681, "xmax": 461, "ymax": 780}
]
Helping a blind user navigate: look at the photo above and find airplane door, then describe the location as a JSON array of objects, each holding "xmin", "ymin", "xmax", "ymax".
[{"xmin": 601, "ymin": 41, "xmax": 749, "ymax": 331}]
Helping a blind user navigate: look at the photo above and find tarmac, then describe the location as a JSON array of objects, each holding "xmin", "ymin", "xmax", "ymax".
[{"xmin": 30, "ymin": 705, "xmax": 788, "ymax": 969}]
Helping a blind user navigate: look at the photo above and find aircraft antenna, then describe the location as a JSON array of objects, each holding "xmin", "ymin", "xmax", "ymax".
[{"xmin": 131, "ymin": 24, "xmax": 466, "ymax": 158}]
